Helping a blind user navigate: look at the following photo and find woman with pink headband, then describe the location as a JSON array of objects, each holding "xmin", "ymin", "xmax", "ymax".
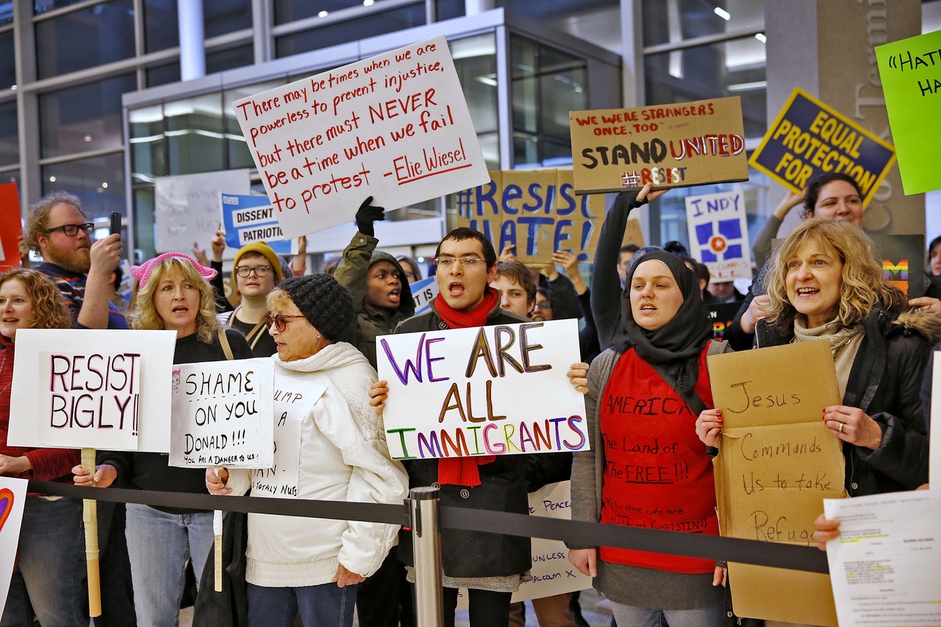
[{"xmin": 74, "ymin": 252, "xmax": 254, "ymax": 627}]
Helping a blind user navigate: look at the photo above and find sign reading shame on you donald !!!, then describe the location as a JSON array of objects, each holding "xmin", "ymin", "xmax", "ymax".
[
  {"xmin": 233, "ymin": 35, "xmax": 489, "ymax": 239},
  {"xmin": 376, "ymin": 319, "xmax": 588, "ymax": 460},
  {"xmin": 569, "ymin": 96, "xmax": 749, "ymax": 194}
]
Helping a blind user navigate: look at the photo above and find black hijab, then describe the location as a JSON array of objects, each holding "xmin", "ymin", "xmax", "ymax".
[{"xmin": 621, "ymin": 250, "xmax": 711, "ymax": 392}]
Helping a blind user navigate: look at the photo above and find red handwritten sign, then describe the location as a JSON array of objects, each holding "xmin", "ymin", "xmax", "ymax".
[{"xmin": 233, "ymin": 35, "xmax": 489, "ymax": 239}]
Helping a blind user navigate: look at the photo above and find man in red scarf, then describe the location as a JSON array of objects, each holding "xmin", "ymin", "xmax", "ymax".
[{"xmin": 371, "ymin": 227, "xmax": 585, "ymax": 627}]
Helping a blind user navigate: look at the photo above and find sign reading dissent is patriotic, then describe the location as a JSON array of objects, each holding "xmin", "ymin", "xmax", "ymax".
[{"xmin": 685, "ymin": 190, "xmax": 751, "ymax": 281}]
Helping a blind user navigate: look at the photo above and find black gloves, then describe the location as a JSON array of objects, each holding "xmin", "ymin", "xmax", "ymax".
[{"xmin": 355, "ymin": 196, "xmax": 385, "ymax": 237}]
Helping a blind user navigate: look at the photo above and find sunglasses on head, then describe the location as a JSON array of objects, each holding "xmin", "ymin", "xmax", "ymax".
[{"xmin": 265, "ymin": 314, "xmax": 306, "ymax": 332}]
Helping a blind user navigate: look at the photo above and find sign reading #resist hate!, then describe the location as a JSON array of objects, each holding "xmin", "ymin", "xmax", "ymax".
[
  {"xmin": 569, "ymin": 96, "xmax": 749, "ymax": 194},
  {"xmin": 749, "ymin": 88, "xmax": 895, "ymax": 206},
  {"xmin": 232, "ymin": 35, "xmax": 489, "ymax": 239}
]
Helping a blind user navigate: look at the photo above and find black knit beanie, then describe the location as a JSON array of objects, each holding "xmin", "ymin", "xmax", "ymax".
[{"xmin": 277, "ymin": 274, "xmax": 354, "ymax": 342}]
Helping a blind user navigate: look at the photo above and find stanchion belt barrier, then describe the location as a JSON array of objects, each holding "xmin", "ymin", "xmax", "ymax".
[{"xmin": 28, "ymin": 480, "xmax": 828, "ymax": 575}]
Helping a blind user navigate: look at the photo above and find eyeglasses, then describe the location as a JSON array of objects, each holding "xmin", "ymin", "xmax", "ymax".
[
  {"xmin": 235, "ymin": 265, "xmax": 273, "ymax": 278},
  {"xmin": 46, "ymin": 223, "xmax": 94, "ymax": 237},
  {"xmin": 265, "ymin": 313, "xmax": 306, "ymax": 333},
  {"xmin": 437, "ymin": 256, "xmax": 484, "ymax": 268},
  {"xmin": 534, "ymin": 301, "xmax": 552, "ymax": 310}
]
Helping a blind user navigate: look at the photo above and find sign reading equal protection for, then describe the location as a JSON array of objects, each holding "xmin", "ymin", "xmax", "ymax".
[
  {"xmin": 569, "ymin": 96, "xmax": 749, "ymax": 194},
  {"xmin": 749, "ymin": 88, "xmax": 896, "ymax": 205}
]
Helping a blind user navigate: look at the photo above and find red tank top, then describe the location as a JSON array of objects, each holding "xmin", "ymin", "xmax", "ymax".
[{"xmin": 598, "ymin": 343, "xmax": 719, "ymax": 574}]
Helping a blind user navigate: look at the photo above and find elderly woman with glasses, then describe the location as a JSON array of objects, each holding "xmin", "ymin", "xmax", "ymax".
[
  {"xmin": 207, "ymin": 274, "xmax": 408, "ymax": 627},
  {"xmin": 74, "ymin": 252, "xmax": 254, "ymax": 627}
]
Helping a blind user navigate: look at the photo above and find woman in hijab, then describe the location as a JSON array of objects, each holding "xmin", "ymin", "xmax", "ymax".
[{"xmin": 568, "ymin": 243, "xmax": 731, "ymax": 627}]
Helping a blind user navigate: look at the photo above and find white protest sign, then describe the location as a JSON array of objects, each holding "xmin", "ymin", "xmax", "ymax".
[
  {"xmin": 410, "ymin": 275, "xmax": 439, "ymax": 315},
  {"xmin": 232, "ymin": 35, "xmax": 489, "ymax": 239},
  {"xmin": 251, "ymin": 369, "xmax": 327, "ymax": 499},
  {"xmin": 931, "ymin": 352, "xmax": 941, "ymax": 488},
  {"xmin": 377, "ymin": 319, "xmax": 588, "ymax": 460},
  {"xmin": 8, "ymin": 329, "xmax": 176, "ymax": 452},
  {"xmin": 155, "ymin": 170, "xmax": 251, "ymax": 253},
  {"xmin": 0, "ymin": 477, "xmax": 27, "ymax": 612},
  {"xmin": 512, "ymin": 481, "xmax": 592, "ymax": 602},
  {"xmin": 169, "ymin": 358, "xmax": 275, "ymax": 468},
  {"xmin": 685, "ymin": 190, "xmax": 751, "ymax": 281}
]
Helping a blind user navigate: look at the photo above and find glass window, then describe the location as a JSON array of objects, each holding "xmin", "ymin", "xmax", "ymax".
[
  {"xmin": 642, "ymin": 0, "xmax": 765, "ymax": 47},
  {"xmin": 34, "ymin": 0, "xmax": 85, "ymax": 14},
  {"xmin": 205, "ymin": 0, "xmax": 252, "ymax": 38},
  {"xmin": 40, "ymin": 74, "xmax": 137, "ymax": 159},
  {"xmin": 275, "ymin": 4, "xmax": 426, "ymax": 57},
  {"xmin": 129, "ymin": 104, "xmax": 167, "ymax": 184},
  {"xmin": 435, "ymin": 0, "xmax": 464, "ymax": 21},
  {"xmin": 35, "ymin": 0, "xmax": 136, "ymax": 79},
  {"xmin": 644, "ymin": 36, "xmax": 767, "ymax": 139},
  {"xmin": 0, "ymin": 3, "xmax": 12, "ymax": 26},
  {"xmin": 143, "ymin": 0, "xmax": 178, "ymax": 53},
  {"xmin": 133, "ymin": 186, "xmax": 155, "ymax": 262},
  {"xmin": 452, "ymin": 34, "xmax": 498, "ymax": 134},
  {"xmin": 207, "ymin": 44, "xmax": 254, "ymax": 74},
  {"xmin": 0, "ymin": 100, "xmax": 17, "ymax": 166},
  {"xmin": 146, "ymin": 62, "xmax": 181, "ymax": 87},
  {"xmin": 164, "ymin": 93, "xmax": 225, "ymax": 174},
  {"xmin": 274, "ymin": 0, "xmax": 365, "ymax": 25},
  {"xmin": 1, "ymin": 170, "xmax": 19, "ymax": 190},
  {"xmin": 0, "ymin": 30, "xmax": 14, "ymax": 89},
  {"xmin": 223, "ymin": 78, "xmax": 287, "ymax": 171},
  {"xmin": 42, "ymin": 152, "xmax": 126, "ymax": 220}
]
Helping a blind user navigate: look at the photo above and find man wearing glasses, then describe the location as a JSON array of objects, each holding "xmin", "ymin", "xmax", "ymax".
[{"xmin": 24, "ymin": 192, "xmax": 125, "ymax": 330}]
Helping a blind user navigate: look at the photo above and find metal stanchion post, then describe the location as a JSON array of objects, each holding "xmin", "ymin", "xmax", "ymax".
[{"xmin": 410, "ymin": 486, "xmax": 443, "ymax": 627}]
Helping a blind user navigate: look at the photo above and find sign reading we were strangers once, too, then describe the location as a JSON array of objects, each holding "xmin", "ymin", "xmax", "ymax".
[
  {"xmin": 233, "ymin": 35, "xmax": 489, "ymax": 239},
  {"xmin": 569, "ymin": 96, "xmax": 748, "ymax": 194},
  {"xmin": 376, "ymin": 319, "xmax": 588, "ymax": 460}
]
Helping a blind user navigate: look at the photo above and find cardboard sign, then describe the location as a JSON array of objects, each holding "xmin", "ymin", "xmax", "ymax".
[
  {"xmin": 251, "ymin": 370, "xmax": 327, "ymax": 499},
  {"xmin": 749, "ymin": 88, "xmax": 896, "ymax": 206},
  {"xmin": 0, "ymin": 477, "xmax": 27, "ymax": 612},
  {"xmin": 453, "ymin": 170, "xmax": 606, "ymax": 265},
  {"xmin": 169, "ymin": 358, "xmax": 275, "ymax": 468},
  {"xmin": 155, "ymin": 170, "xmax": 251, "ymax": 253},
  {"xmin": 410, "ymin": 275, "xmax": 439, "ymax": 316},
  {"xmin": 708, "ymin": 340, "xmax": 845, "ymax": 626},
  {"xmin": 707, "ymin": 302, "xmax": 742, "ymax": 341},
  {"xmin": 233, "ymin": 35, "xmax": 489, "ymax": 240},
  {"xmin": 685, "ymin": 190, "xmax": 751, "ymax": 281},
  {"xmin": 221, "ymin": 194, "xmax": 292, "ymax": 255},
  {"xmin": 876, "ymin": 29, "xmax": 941, "ymax": 195},
  {"xmin": 569, "ymin": 97, "xmax": 748, "ymax": 194},
  {"xmin": 8, "ymin": 329, "xmax": 177, "ymax": 452},
  {"xmin": 377, "ymin": 319, "xmax": 588, "ymax": 460},
  {"xmin": 0, "ymin": 183, "xmax": 22, "ymax": 269},
  {"xmin": 511, "ymin": 481, "xmax": 592, "ymax": 602}
]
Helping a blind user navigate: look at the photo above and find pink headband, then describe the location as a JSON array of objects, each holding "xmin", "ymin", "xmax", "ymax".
[{"xmin": 130, "ymin": 252, "xmax": 217, "ymax": 289}]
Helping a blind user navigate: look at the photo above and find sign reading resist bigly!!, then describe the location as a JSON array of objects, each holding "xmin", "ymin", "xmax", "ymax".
[
  {"xmin": 569, "ymin": 96, "xmax": 749, "ymax": 194},
  {"xmin": 233, "ymin": 35, "xmax": 489, "ymax": 239},
  {"xmin": 376, "ymin": 319, "xmax": 588, "ymax": 460}
]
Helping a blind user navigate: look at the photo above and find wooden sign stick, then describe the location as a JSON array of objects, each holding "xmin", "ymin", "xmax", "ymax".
[{"xmin": 81, "ymin": 447, "xmax": 102, "ymax": 617}]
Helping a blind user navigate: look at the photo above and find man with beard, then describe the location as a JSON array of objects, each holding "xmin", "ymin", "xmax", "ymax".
[{"xmin": 25, "ymin": 192, "xmax": 125, "ymax": 329}]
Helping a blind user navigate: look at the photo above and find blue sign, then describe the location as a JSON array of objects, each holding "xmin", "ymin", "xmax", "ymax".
[{"xmin": 221, "ymin": 194, "xmax": 291, "ymax": 254}]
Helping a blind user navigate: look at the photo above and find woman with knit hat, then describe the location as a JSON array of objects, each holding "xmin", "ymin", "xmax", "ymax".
[
  {"xmin": 207, "ymin": 274, "xmax": 408, "ymax": 627},
  {"xmin": 73, "ymin": 252, "xmax": 254, "ymax": 627},
  {"xmin": 568, "ymin": 241, "xmax": 732, "ymax": 627},
  {"xmin": 219, "ymin": 241, "xmax": 286, "ymax": 357}
]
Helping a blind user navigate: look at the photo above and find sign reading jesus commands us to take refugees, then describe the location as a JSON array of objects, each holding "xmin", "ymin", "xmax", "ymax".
[
  {"xmin": 569, "ymin": 96, "xmax": 749, "ymax": 194},
  {"xmin": 233, "ymin": 35, "xmax": 489, "ymax": 239},
  {"xmin": 376, "ymin": 319, "xmax": 588, "ymax": 460}
]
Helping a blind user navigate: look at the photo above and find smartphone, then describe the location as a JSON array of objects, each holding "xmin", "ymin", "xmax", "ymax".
[{"xmin": 110, "ymin": 212, "xmax": 122, "ymax": 238}]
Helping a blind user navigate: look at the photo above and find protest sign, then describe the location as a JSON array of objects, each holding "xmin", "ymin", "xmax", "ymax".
[
  {"xmin": 876, "ymin": 29, "xmax": 941, "ymax": 195},
  {"xmin": 749, "ymin": 88, "xmax": 895, "ymax": 206},
  {"xmin": 155, "ymin": 170, "xmax": 251, "ymax": 253},
  {"xmin": 511, "ymin": 481, "xmax": 592, "ymax": 602},
  {"xmin": 169, "ymin": 358, "xmax": 275, "ymax": 468},
  {"xmin": 377, "ymin": 319, "xmax": 588, "ymax": 460},
  {"xmin": 410, "ymin": 275, "xmax": 439, "ymax": 315},
  {"xmin": 251, "ymin": 370, "xmax": 327, "ymax": 498},
  {"xmin": 685, "ymin": 190, "xmax": 751, "ymax": 281},
  {"xmin": 453, "ymin": 170, "xmax": 606, "ymax": 265},
  {"xmin": 0, "ymin": 183, "xmax": 22, "ymax": 270},
  {"xmin": 221, "ymin": 194, "xmax": 291, "ymax": 255},
  {"xmin": 931, "ymin": 352, "xmax": 941, "ymax": 488},
  {"xmin": 233, "ymin": 35, "xmax": 489, "ymax": 240},
  {"xmin": 708, "ymin": 340, "xmax": 844, "ymax": 626},
  {"xmin": 707, "ymin": 302, "xmax": 742, "ymax": 342},
  {"xmin": 8, "ymin": 329, "xmax": 176, "ymax": 452},
  {"xmin": 569, "ymin": 97, "xmax": 748, "ymax": 194},
  {"xmin": 0, "ymin": 477, "xmax": 27, "ymax": 612}
]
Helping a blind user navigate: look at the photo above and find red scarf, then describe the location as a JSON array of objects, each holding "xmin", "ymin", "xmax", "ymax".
[{"xmin": 434, "ymin": 287, "xmax": 499, "ymax": 486}]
